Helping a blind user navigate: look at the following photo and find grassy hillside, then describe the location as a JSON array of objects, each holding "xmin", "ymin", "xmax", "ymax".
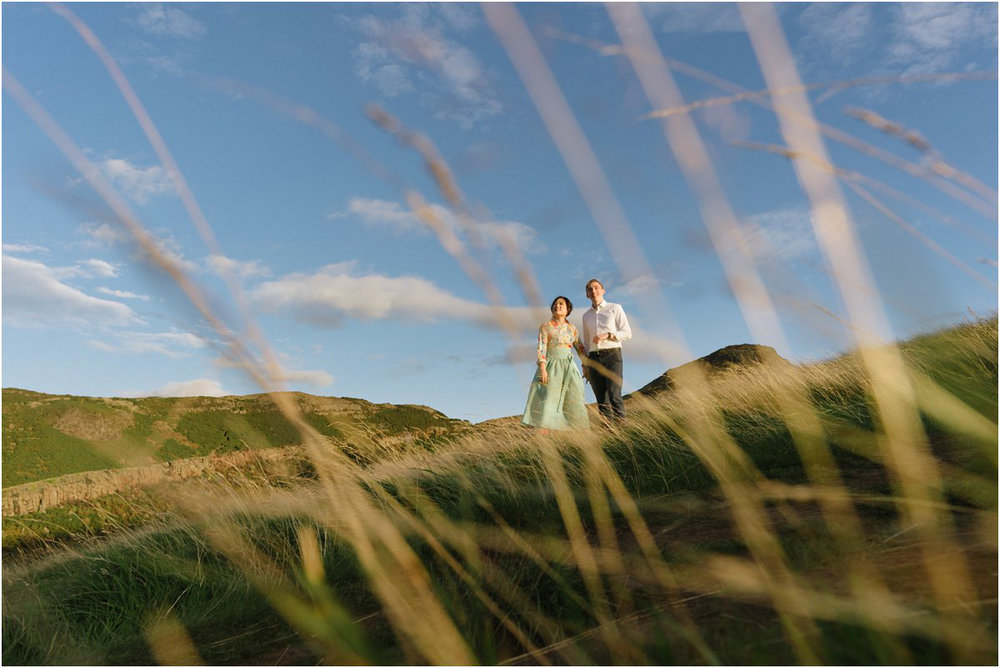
[
  {"xmin": 2, "ymin": 391, "xmax": 469, "ymax": 487},
  {"xmin": 3, "ymin": 318, "xmax": 996, "ymax": 665}
]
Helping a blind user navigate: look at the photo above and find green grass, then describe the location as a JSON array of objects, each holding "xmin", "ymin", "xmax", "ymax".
[
  {"xmin": 2, "ymin": 392, "xmax": 468, "ymax": 488},
  {"xmin": 3, "ymin": 318, "xmax": 996, "ymax": 665}
]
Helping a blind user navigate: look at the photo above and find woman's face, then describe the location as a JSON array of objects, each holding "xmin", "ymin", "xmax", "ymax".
[{"xmin": 551, "ymin": 298, "xmax": 568, "ymax": 317}]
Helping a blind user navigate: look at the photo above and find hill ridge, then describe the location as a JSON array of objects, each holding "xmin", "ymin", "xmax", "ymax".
[{"xmin": 2, "ymin": 389, "xmax": 469, "ymax": 489}]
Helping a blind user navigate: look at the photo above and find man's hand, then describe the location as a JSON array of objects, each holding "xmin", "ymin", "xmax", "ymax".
[{"xmin": 592, "ymin": 333, "xmax": 612, "ymax": 345}]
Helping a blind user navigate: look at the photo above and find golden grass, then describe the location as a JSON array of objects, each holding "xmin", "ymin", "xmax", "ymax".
[{"xmin": 4, "ymin": 2, "xmax": 996, "ymax": 664}]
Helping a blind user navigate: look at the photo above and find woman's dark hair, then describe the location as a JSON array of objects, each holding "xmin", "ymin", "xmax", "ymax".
[{"xmin": 550, "ymin": 295, "xmax": 573, "ymax": 315}]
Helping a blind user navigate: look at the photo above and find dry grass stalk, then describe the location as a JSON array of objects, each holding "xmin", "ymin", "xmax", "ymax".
[
  {"xmin": 741, "ymin": 4, "xmax": 983, "ymax": 660},
  {"xmin": 546, "ymin": 24, "xmax": 998, "ymax": 220},
  {"xmin": 483, "ymin": 2, "xmax": 689, "ymax": 366}
]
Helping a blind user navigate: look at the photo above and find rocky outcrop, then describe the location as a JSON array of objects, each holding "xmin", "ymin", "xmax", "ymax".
[{"xmin": 2, "ymin": 446, "xmax": 304, "ymax": 517}]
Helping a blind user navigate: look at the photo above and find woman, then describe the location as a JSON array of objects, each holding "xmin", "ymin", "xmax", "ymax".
[{"xmin": 522, "ymin": 296, "xmax": 590, "ymax": 431}]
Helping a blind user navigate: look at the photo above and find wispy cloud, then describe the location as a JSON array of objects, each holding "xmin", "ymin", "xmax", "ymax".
[
  {"xmin": 797, "ymin": 3, "xmax": 997, "ymax": 78},
  {"xmin": 136, "ymin": 4, "xmax": 207, "ymax": 39},
  {"xmin": 340, "ymin": 197, "xmax": 545, "ymax": 254},
  {"xmin": 796, "ymin": 3, "xmax": 875, "ymax": 69},
  {"xmin": 648, "ymin": 3, "xmax": 745, "ymax": 34},
  {"xmin": 214, "ymin": 355, "xmax": 335, "ymax": 388},
  {"xmin": 3, "ymin": 255, "xmax": 142, "ymax": 329},
  {"xmin": 346, "ymin": 5, "xmax": 502, "ymax": 128},
  {"xmin": 101, "ymin": 158, "xmax": 174, "ymax": 205},
  {"xmin": 80, "ymin": 221, "xmax": 129, "ymax": 246},
  {"xmin": 252, "ymin": 263, "xmax": 540, "ymax": 330},
  {"xmin": 888, "ymin": 3, "xmax": 998, "ymax": 75},
  {"xmin": 207, "ymin": 254, "xmax": 271, "ymax": 280},
  {"xmin": 80, "ymin": 222, "xmax": 199, "ymax": 274},
  {"xmin": 53, "ymin": 258, "xmax": 120, "ymax": 280},
  {"xmin": 88, "ymin": 329, "xmax": 207, "ymax": 358},
  {"xmin": 2, "ymin": 243, "xmax": 49, "ymax": 254},
  {"xmin": 343, "ymin": 197, "xmax": 423, "ymax": 235},
  {"xmin": 146, "ymin": 55, "xmax": 188, "ymax": 77},
  {"xmin": 146, "ymin": 379, "xmax": 228, "ymax": 397},
  {"xmin": 621, "ymin": 274, "xmax": 662, "ymax": 295},
  {"xmin": 739, "ymin": 206, "xmax": 819, "ymax": 264},
  {"xmin": 272, "ymin": 367, "xmax": 334, "ymax": 387},
  {"xmin": 96, "ymin": 287, "xmax": 150, "ymax": 301}
]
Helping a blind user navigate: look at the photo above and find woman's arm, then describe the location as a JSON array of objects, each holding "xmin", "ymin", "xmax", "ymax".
[
  {"xmin": 537, "ymin": 324, "xmax": 549, "ymax": 384},
  {"xmin": 572, "ymin": 324, "xmax": 589, "ymax": 382}
]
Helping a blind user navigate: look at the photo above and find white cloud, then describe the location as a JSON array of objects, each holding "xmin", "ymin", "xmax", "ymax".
[
  {"xmin": 797, "ymin": 3, "xmax": 997, "ymax": 78},
  {"xmin": 89, "ymin": 330, "xmax": 208, "ymax": 358},
  {"xmin": 148, "ymin": 243, "xmax": 199, "ymax": 275},
  {"xmin": 479, "ymin": 220, "xmax": 547, "ymax": 255},
  {"xmin": 740, "ymin": 207, "xmax": 818, "ymax": 264},
  {"xmin": 270, "ymin": 366, "xmax": 335, "ymax": 387},
  {"xmin": 894, "ymin": 3, "xmax": 996, "ymax": 50},
  {"xmin": 50, "ymin": 259, "xmax": 119, "ymax": 280},
  {"xmin": 146, "ymin": 55, "xmax": 187, "ymax": 77},
  {"xmin": 797, "ymin": 4, "xmax": 875, "ymax": 67},
  {"xmin": 53, "ymin": 258, "xmax": 120, "ymax": 280},
  {"xmin": 147, "ymin": 379, "xmax": 228, "ymax": 397},
  {"xmin": 649, "ymin": 3, "xmax": 745, "ymax": 33},
  {"xmin": 81, "ymin": 259, "xmax": 119, "ymax": 278},
  {"xmin": 80, "ymin": 221, "xmax": 199, "ymax": 274},
  {"xmin": 214, "ymin": 356, "xmax": 335, "ymax": 388},
  {"xmin": 97, "ymin": 287, "xmax": 151, "ymax": 301},
  {"xmin": 341, "ymin": 197, "xmax": 545, "ymax": 254},
  {"xmin": 136, "ymin": 4, "xmax": 207, "ymax": 39},
  {"xmin": 251, "ymin": 264, "xmax": 540, "ymax": 330},
  {"xmin": 348, "ymin": 7, "xmax": 502, "ymax": 128},
  {"xmin": 888, "ymin": 3, "xmax": 997, "ymax": 75},
  {"xmin": 101, "ymin": 158, "xmax": 174, "ymax": 205},
  {"xmin": 80, "ymin": 222, "xmax": 129, "ymax": 245},
  {"xmin": 3, "ymin": 255, "xmax": 142, "ymax": 329},
  {"xmin": 207, "ymin": 254, "xmax": 271, "ymax": 280},
  {"xmin": 345, "ymin": 197, "xmax": 424, "ymax": 235},
  {"xmin": 622, "ymin": 274, "xmax": 662, "ymax": 295},
  {"xmin": 2, "ymin": 243, "xmax": 48, "ymax": 254}
]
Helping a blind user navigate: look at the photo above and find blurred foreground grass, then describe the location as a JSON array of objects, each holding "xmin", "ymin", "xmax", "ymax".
[{"xmin": 3, "ymin": 317, "xmax": 996, "ymax": 665}]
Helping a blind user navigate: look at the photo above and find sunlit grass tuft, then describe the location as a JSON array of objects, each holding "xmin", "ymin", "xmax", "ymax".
[{"xmin": 4, "ymin": 318, "xmax": 995, "ymax": 664}]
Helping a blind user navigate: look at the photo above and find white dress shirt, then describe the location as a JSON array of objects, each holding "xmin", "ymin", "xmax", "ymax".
[{"xmin": 582, "ymin": 300, "xmax": 632, "ymax": 354}]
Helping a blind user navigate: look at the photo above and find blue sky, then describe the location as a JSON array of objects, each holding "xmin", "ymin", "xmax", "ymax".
[{"xmin": 3, "ymin": 2, "xmax": 997, "ymax": 422}]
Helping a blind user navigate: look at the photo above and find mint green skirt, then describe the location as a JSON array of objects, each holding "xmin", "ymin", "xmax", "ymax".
[{"xmin": 522, "ymin": 347, "xmax": 590, "ymax": 430}]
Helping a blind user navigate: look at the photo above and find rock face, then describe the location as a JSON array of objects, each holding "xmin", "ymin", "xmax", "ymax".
[{"xmin": 630, "ymin": 344, "xmax": 791, "ymax": 398}]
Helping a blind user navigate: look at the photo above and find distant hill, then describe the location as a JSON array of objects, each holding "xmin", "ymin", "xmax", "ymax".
[
  {"xmin": 632, "ymin": 343, "xmax": 792, "ymax": 397},
  {"xmin": 2, "ymin": 389, "xmax": 469, "ymax": 488}
]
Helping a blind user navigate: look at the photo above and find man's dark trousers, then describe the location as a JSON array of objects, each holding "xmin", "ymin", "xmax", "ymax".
[{"xmin": 588, "ymin": 348, "xmax": 625, "ymax": 423}]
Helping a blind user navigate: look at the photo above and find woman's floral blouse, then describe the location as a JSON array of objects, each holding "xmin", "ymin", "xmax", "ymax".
[{"xmin": 536, "ymin": 320, "xmax": 585, "ymax": 364}]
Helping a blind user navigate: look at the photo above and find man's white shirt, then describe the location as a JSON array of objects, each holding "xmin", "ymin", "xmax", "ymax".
[{"xmin": 582, "ymin": 300, "xmax": 632, "ymax": 354}]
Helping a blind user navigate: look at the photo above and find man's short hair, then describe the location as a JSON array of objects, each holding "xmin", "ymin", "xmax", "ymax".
[{"xmin": 585, "ymin": 278, "xmax": 604, "ymax": 290}]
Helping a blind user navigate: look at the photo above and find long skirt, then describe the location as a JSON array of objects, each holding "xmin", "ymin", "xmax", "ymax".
[{"xmin": 521, "ymin": 347, "xmax": 589, "ymax": 430}]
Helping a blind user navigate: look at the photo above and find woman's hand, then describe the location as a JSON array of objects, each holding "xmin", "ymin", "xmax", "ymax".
[{"xmin": 540, "ymin": 366, "xmax": 549, "ymax": 385}]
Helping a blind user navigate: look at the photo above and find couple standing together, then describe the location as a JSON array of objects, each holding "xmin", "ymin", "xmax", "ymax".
[{"xmin": 522, "ymin": 278, "xmax": 631, "ymax": 431}]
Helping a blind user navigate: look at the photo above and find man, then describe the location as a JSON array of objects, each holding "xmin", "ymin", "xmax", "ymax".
[{"xmin": 581, "ymin": 278, "xmax": 631, "ymax": 424}]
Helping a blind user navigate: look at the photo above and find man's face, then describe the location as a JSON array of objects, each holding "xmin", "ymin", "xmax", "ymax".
[{"xmin": 586, "ymin": 281, "xmax": 605, "ymax": 305}]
